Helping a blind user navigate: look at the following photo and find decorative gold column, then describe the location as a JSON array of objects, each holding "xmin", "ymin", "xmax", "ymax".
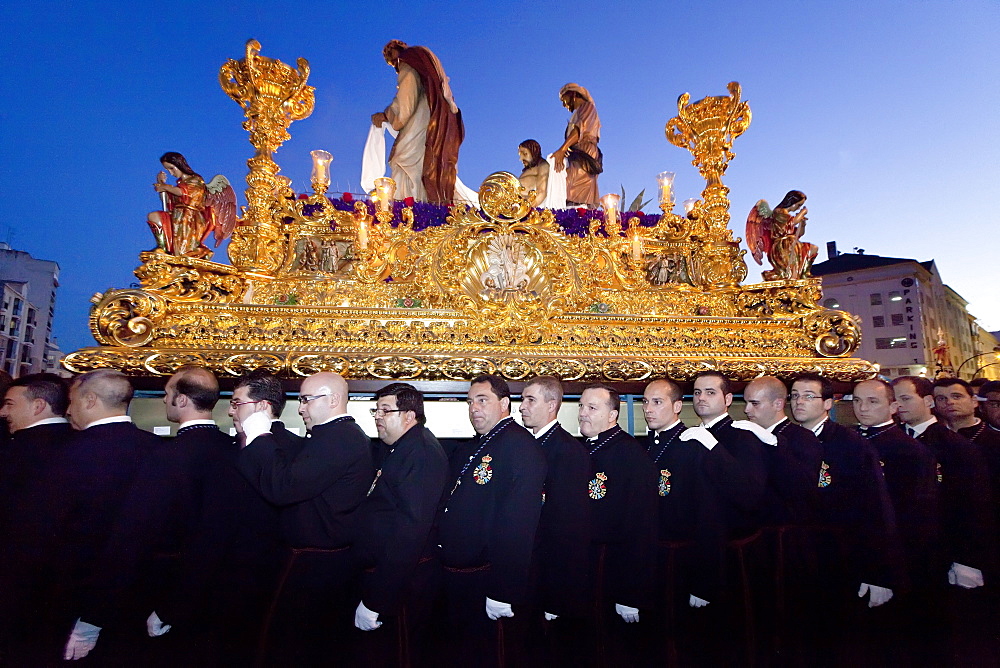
[
  {"xmin": 665, "ymin": 82, "xmax": 750, "ymax": 288},
  {"xmin": 219, "ymin": 39, "xmax": 315, "ymax": 274}
]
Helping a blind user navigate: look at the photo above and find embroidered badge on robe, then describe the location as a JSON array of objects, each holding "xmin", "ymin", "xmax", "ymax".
[
  {"xmin": 473, "ymin": 455, "xmax": 493, "ymax": 485},
  {"xmin": 936, "ymin": 462, "xmax": 943, "ymax": 483},
  {"xmin": 588, "ymin": 472, "xmax": 608, "ymax": 500},
  {"xmin": 818, "ymin": 461, "xmax": 831, "ymax": 488},
  {"xmin": 367, "ymin": 469, "xmax": 382, "ymax": 496},
  {"xmin": 658, "ymin": 469, "xmax": 671, "ymax": 496}
]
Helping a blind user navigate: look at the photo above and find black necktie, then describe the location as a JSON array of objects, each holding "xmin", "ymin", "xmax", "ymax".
[{"xmin": 904, "ymin": 425, "xmax": 916, "ymax": 438}]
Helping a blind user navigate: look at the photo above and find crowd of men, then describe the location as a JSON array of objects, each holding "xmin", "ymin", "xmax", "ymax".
[{"xmin": 0, "ymin": 367, "xmax": 998, "ymax": 666}]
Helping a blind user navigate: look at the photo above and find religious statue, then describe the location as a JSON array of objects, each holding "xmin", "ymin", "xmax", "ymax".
[
  {"xmin": 517, "ymin": 140, "xmax": 549, "ymax": 208},
  {"xmin": 370, "ymin": 40, "xmax": 464, "ymax": 203},
  {"xmin": 552, "ymin": 83, "xmax": 602, "ymax": 208},
  {"xmin": 146, "ymin": 152, "xmax": 237, "ymax": 259},
  {"xmin": 745, "ymin": 190, "xmax": 818, "ymax": 280}
]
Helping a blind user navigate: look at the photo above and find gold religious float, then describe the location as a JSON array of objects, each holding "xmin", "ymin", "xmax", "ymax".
[{"xmin": 63, "ymin": 40, "xmax": 876, "ymax": 383}]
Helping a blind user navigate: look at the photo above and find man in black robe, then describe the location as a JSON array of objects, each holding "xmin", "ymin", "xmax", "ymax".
[
  {"xmin": 437, "ymin": 374, "xmax": 546, "ymax": 667},
  {"xmin": 579, "ymin": 383, "xmax": 657, "ymax": 664},
  {"xmin": 0, "ymin": 373, "xmax": 73, "ymax": 664},
  {"xmin": 238, "ymin": 371, "xmax": 372, "ymax": 666},
  {"xmin": 349, "ymin": 382, "xmax": 448, "ymax": 665},
  {"xmin": 518, "ymin": 375, "xmax": 591, "ymax": 663}
]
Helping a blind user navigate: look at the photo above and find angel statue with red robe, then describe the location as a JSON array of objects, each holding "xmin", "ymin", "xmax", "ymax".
[
  {"xmin": 146, "ymin": 151, "xmax": 237, "ymax": 259},
  {"xmin": 745, "ymin": 189, "xmax": 818, "ymax": 281}
]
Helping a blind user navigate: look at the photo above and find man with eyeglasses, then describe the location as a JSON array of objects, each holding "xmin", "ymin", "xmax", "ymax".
[
  {"xmin": 237, "ymin": 371, "xmax": 372, "ymax": 666},
  {"xmin": 350, "ymin": 383, "xmax": 448, "ymax": 663},
  {"xmin": 787, "ymin": 373, "xmax": 905, "ymax": 662}
]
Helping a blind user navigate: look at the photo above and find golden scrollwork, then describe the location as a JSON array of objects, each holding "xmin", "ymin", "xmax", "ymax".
[
  {"xmin": 90, "ymin": 289, "xmax": 168, "ymax": 348},
  {"xmin": 803, "ymin": 309, "xmax": 863, "ymax": 358},
  {"xmin": 135, "ymin": 251, "xmax": 248, "ymax": 303}
]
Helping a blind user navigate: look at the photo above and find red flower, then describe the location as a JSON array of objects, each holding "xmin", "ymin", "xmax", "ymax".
[
  {"xmin": 577, "ymin": 208, "xmax": 587, "ymax": 215},
  {"xmin": 404, "ymin": 197, "xmax": 416, "ymax": 207},
  {"xmin": 297, "ymin": 193, "xmax": 308, "ymax": 200},
  {"xmin": 342, "ymin": 192, "xmax": 353, "ymax": 202}
]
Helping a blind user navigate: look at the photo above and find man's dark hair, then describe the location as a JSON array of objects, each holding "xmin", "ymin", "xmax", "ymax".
[
  {"xmin": 693, "ymin": 370, "xmax": 732, "ymax": 396},
  {"xmin": 583, "ymin": 382, "xmax": 620, "ymax": 414},
  {"xmin": 174, "ymin": 366, "xmax": 220, "ymax": 412},
  {"xmin": 518, "ymin": 139, "xmax": 545, "ymax": 170},
  {"xmin": 932, "ymin": 377, "xmax": 974, "ymax": 397},
  {"xmin": 790, "ymin": 372, "xmax": 834, "ymax": 400},
  {"xmin": 10, "ymin": 373, "xmax": 69, "ymax": 416},
  {"xmin": 470, "ymin": 374, "xmax": 510, "ymax": 401},
  {"xmin": 235, "ymin": 369, "xmax": 286, "ymax": 418},
  {"xmin": 374, "ymin": 382, "xmax": 426, "ymax": 425},
  {"xmin": 978, "ymin": 380, "xmax": 1000, "ymax": 397},
  {"xmin": 892, "ymin": 375, "xmax": 933, "ymax": 398}
]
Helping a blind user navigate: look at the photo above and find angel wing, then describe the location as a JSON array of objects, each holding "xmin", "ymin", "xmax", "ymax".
[
  {"xmin": 205, "ymin": 174, "xmax": 238, "ymax": 247},
  {"xmin": 745, "ymin": 199, "xmax": 774, "ymax": 266}
]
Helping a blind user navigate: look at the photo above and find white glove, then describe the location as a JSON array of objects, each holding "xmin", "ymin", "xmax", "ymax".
[
  {"xmin": 486, "ymin": 597, "xmax": 514, "ymax": 620},
  {"xmin": 242, "ymin": 410, "xmax": 273, "ymax": 445},
  {"xmin": 731, "ymin": 420, "xmax": 778, "ymax": 446},
  {"xmin": 615, "ymin": 603, "xmax": 639, "ymax": 623},
  {"xmin": 858, "ymin": 583, "xmax": 893, "ymax": 608},
  {"xmin": 544, "ymin": 612, "xmax": 559, "ymax": 621},
  {"xmin": 354, "ymin": 601, "xmax": 382, "ymax": 631},
  {"xmin": 64, "ymin": 618, "xmax": 101, "ymax": 660},
  {"xmin": 948, "ymin": 563, "xmax": 985, "ymax": 589},
  {"xmin": 679, "ymin": 426, "xmax": 719, "ymax": 451},
  {"xmin": 146, "ymin": 611, "xmax": 171, "ymax": 637},
  {"xmin": 689, "ymin": 595, "xmax": 710, "ymax": 608}
]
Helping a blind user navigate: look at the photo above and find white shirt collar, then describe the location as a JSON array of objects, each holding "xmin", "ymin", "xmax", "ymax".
[
  {"xmin": 179, "ymin": 418, "xmax": 216, "ymax": 429},
  {"xmin": 870, "ymin": 420, "xmax": 896, "ymax": 428},
  {"xmin": 21, "ymin": 416, "xmax": 69, "ymax": 430},
  {"xmin": 532, "ymin": 419, "xmax": 559, "ymax": 439},
  {"xmin": 700, "ymin": 413, "xmax": 728, "ymax": 429},
  {"xmin": 810, "ymin": 417, "xmax": 829, "ymax": 436},
  {"xmin": 652, "ymin": 419, "xmax": 681, "ymax": 436},
  {"xmin": 85, "ymin": 415, "xmax": 133, "ymax": 429},
  {"xmin": 313, "ymin": 412, "xmax": 351, "ymax": 428},
  {"xmin": 910, "ymin": 416, "xmax": 937, "ymax": 436}
]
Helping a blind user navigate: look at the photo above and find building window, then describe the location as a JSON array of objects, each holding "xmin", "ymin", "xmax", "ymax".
[
  {"xmin": 889, "ymin": 291, "xmax": 902, "ymax": 302},
  {"xmin": 891, "ymin": 313, "xmax": 905, "ymax": 326},
  {"xmin": 876, "ymin": 337, "xmax": 907, "ymax": 350},
  {"xmin": 872, "ymin": 316, "xmax": 885, "ymax": 328},
  {"xmin": 870, "ymin": 293, "xmax": 883, "ymax": 305},
  {"xmin": 823, "ymin": 297, "xmax": 840, "ymax": 309}
]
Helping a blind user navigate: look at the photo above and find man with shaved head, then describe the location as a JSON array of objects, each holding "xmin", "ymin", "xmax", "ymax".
[
  {"xmin": 743, "ymin": 376, "xmax": 822, "ymax": 527},
  {"xmin": 59, "ymin": 370, "xmax": 162, "ymax": 662},
  {"xmin": 238, "ymin": 371, "xmax": 372, "ymax": 666}
]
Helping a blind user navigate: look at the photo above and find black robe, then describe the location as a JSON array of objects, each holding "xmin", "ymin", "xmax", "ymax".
[
  {"xmin": 765, "ymin": 419, "xmax": 824, "ymax": 527},
  {"xmin": 437, "ymin": 417, "xmax": 547, "ymax": 605},
  {"xmin": 704, "ymin": 415, "xmax": 769, "ymax": 539}
]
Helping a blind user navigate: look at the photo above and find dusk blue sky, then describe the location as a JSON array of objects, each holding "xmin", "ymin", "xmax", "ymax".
[{"xmin": 1, "ymin": 0, "xmax": 997, "ymax": 355}]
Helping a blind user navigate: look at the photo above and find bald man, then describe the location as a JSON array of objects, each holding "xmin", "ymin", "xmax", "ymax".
[
  {"xmin": 743, "ymin": 376, "xmax": 823, "ymax": 527},
  {"xmin": 238, "ymin": 371, "xmax": 372, "ymax": 666}
]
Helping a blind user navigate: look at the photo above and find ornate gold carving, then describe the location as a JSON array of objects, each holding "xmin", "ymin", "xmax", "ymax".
[
  {"xmin": 804, "ymin": 309, "xmax": 863, "ymax": 358},
  {"xmin": 135, "ymin": 251, "xmax": 248, "ymax": 303},
  {"xmin": 70, "ymin": 56, "xmax": 874, "ymax": 384},
  {"xmin": 90, "ymin": 290, "xmax": 168, "ymax": 348},
  {"xmin": 220, "ymin": 39, "xmax": 315, "ymax": 274}
]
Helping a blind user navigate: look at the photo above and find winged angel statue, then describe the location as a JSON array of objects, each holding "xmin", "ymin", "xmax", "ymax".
[
  {"xmin": 745, "ymin": 189, "xmax": 818, "ymax": 281},
  {"xmin": 147, "ymin": 151, "xmax": 238, "ymax": 259}
]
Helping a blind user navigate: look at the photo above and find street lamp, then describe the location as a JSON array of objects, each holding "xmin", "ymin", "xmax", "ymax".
[{"xmin": 955, "ymin": 349, "xmax": 1000, "ymax": 378}]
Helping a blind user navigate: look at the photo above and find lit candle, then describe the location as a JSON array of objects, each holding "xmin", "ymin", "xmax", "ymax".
[
  {"xmin": 310, "ymin": 150, "xmax": 333, "ymax": 189},
  {"xmin": 657, "ymin": 171, "xmax": 675, "ymax": 209},
  {"xmin": 373, "ymin": 177, "xmax": 396, "ymax": 215},
  {"xmin": 601, "ymin": 193, "xmax": 621, "ymax": 230},
  {"xmin": 682, "ymin": 198, "xmax": 698, "ymax": 216},
  {"xmin": 631, "ymin": 230, "xmax": 643, "ymax": 262}
]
